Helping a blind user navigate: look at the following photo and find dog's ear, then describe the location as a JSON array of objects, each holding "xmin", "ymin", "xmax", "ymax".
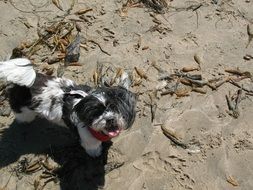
[{"xmin": 118, "ymin": 71, "xmax": 132, "ymax": 90}]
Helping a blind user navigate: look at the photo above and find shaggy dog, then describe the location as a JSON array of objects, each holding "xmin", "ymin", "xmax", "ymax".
[{"xmin": 0, "ymin": 58, "xmax": 136, "ymax": 157}]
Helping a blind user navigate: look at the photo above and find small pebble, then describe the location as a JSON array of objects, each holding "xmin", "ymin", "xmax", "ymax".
[{"xmin": 243, "ymin": 55, "xmax": 250, "ymax": 60}]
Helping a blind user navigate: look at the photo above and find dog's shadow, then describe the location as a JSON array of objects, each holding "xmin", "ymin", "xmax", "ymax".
[{"xmin": 0, "ymin": 118, "xmax": 111, "ymax": 190}]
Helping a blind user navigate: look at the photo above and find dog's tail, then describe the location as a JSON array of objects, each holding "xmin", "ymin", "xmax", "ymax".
[{"xmin": 0, "ymin": 58, "xmax": 36, "ymax": 87}]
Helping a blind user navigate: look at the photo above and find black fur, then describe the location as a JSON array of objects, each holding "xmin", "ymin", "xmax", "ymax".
[
  {"xmin": 7, "ymin": 73, "xmax": 53, "ymax": 112},
  {"xmin": 7, "ymin": 84, "xmax": 32, "ymax": 113},
  {"xmin": 73, "ymin": 96, "xmax": 106, "ymax": 127},
  {"xmin": 7, "ymin": 72, "xmax": 136, "ymax": 135},
  {"xmin": 70, "ymin": 86, "xmax": 136, "ymax": 130},
  {"xmin": 92, "ymin": 86, "xmax": 136, "ymax": 129},
  {"xmin": 62, "ymin": 85, "xmax": 92, "ymax": 129}
]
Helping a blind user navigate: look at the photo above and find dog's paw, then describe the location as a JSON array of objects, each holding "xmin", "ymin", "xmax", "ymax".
[{"xmin": 85, "ymin": 145, "xmax": 102, "ymax": 157}]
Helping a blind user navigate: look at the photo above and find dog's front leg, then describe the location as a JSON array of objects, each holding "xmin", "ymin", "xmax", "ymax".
[{"xmin": 77, "ymin": 125, "xmax": 102, "ymax": 157}]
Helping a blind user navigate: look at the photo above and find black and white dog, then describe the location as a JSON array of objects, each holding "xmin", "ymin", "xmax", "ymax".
[{"xmin": 0, "ymin": 58, "xmax": 136, "ymax": 157}]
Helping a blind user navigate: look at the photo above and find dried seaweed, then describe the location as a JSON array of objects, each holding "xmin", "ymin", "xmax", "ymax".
[
  {"xmin": 141, "ymin": 0, "xmax": 168, "ymax": 14},
  {"xmin": 65, "ymin": 33, "xmax": 81, "ymax": 65}
]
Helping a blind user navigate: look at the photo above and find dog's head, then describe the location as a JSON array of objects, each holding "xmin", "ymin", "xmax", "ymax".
[{"xmin": 73, "ymin": 86, "xmax": 136, "ymax": 140}]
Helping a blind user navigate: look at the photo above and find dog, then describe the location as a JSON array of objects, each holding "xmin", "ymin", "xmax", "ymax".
[{"xmin": 0, "ymin": 58, "xmax": 136, "ymax": 157}]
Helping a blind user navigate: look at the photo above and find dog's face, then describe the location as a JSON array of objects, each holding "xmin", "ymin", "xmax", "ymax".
[{"xmin": 73, "ymin": 86, "xmax": 136, "ymax": 138}]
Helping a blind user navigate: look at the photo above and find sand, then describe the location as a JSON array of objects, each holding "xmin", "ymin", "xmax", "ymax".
[{"xmin": 0, "ymin": 0, "xmax": 253, "ymax": 190}]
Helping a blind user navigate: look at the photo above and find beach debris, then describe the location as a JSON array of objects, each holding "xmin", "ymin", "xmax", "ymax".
[
  {"xmin": 243, "ymin": 54, "xmax": 253, "ymax": 60},
  {"xmin": 14, "ymin": 157, "xmax": 29, "ymax": 177},
  {"xmin": 134, "ymin": 34, "xmax": 142, "ymax": 51},
  {"xmin": 25, "ymin": 160, "xmax": 42, "ymax": 173},
  {"xmin": 134, "ymin": 67, "xmax": 148, "ymax": 80},
  {"xmin": 191, "ymin": 87, "xmax": 207, "ymax": 94},
  {"xmin": 119, "ymin": 0, "xmax": 142, "ymax": 17},
  {"xmin": 181, "ymin": 66, "xmax": 199, "ymax": 72},
  {"xmin": 110, "ymin": 68, "xmax": 123, "ymax": 86},
  {"xmin": 42, "ymin": 66, "xmax": 54, "ymax": 76},
  {"xmin": 214, "ymin": 77, "xmax": 229, "ymax": 88},
  {"xmin": 186, "ymin": 145, "xmax": 201, "ymax": 154},
  {"xmin": 119, "ymin": 0, "xmax": 168, "ymax": 16},
  {"xmin": 175, "ymin": 87, "xmax": 191, "ymax": 97},
  {"xmin": 234, "ymin": 89, "xmax": 242, "ymax": 111},
  {"xmin": 246, "ymin": 24, "xmax": 253, "ymax": 48},
  {"xmin": 226, "ymin": 175, "xmax": 239, "ymax": 186},
  {"xmin": 191, "ymin": 3, "xmax": 203, "ymax": 12},
  {"xmin": 193, "ymin": 53, "xmax": 203, "ymax": 69},
  {"xmin": 151, "ymin": 61, "xmax": 171, "ymax": 80},
  {"xmin": 212, "ymin": 0, "xmax": 218, "ymax": 4},
  {"xmin": 180, "ymin": 78, "xmax": 192, "ymax": 86},
  {"xmin": 41, "ymin": 158, "xmax": 56, "ymax": 171},
  {"xmin": 93, "ymin": 70, "xmax": 99, "ymax": 86},
  {"xmin": 52, "ymin": 0, "xmax": 63, "ymax": 11},
  {"xmin": 92, "ymin": 63, "xmax": 133, "ymax": 89},
  {"xmin": 46, "ymin": 53, "xmax": 65, "ymax": 64},
  {"xmin": 142, "ymin": 46, "xmax": 149, "ymax": 50},
  {"xmin": 147, "ymin": 23, "xmax": 172, "ymax": 34},
  {"xmin": 132, "ymin": 78, "xmax": 142, "ymax": 87},
  {"xmin": 246, "ymin": 92, "xmax": 253, "ymax": 96},
  {"xmin": 75, "ymin": 8, "xmax": 93, "ymax": 15},
  {"xmin": 226, "ymin": 89, "xmax": 242, "ymax": 118},
  {"xmin": 161, "ymin": 124, "xmax": 188, "ymax": 149},
  {"xmin": 148, "ymin": 92, "xmax": 157, "ymax": 122},
  {"xmin": 228, "ymin": 79, "xmax": 252, "ymax": 93},
  {"xmin": 56, "ymin": 64, "xmax": 66, "ymax": 77},
  {"xmin": 141, "ymin": 0, "xmax": 168, "ymax": 14},
  {"xmin": 13, "ymin": 156, "xmax": 59, "ymax": 190},
  {"xmin": 174, "ymin": 71, "xmax": 202, "ymax": 81},
  {"xmin": 87, "ymin": 39, "xmax": 111, "ymax": 56},
  {"xmin": 225, "ymin": 68, "xmax": 251, "ymax": 78},
  {"xmin": 150, "ymin": 64, "xmax": 252, "ymax": 99},
  {"xmin": 93, "ymin": 62, "xmax": 103, "ymax": 86},
  {"xmin": 105, "ymin": 162, "xmax": 124, "ymax": 174},
  {"xmin": 33, "ymin": 178, "xmax": 40, "ymax": 190},
  {"xmin": 19, "ymin": 20, "xmax": 76, "ymax": 58},
  {"xmin": 65, "ymin": 33, "xmax": 81, "ymax": 65}
]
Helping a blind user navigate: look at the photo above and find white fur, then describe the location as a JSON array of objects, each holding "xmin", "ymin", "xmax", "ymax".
[
  {"xmin": 91, "ymin": 111, "xmax": 125, "ymax": 131},
  {"xmin": 15, "ymin": 107, "xmax": 37, "ymax": 123},
  {"xmin": 71, "ymin": 112, "xmax": 102, "ymax": 157},
  {"xmin": 0, "ymin": 58, "xmax": 36, "ymax": 87},
  {"xmin": 69, "ymin": 90, "xmax": 88, "ymax": 97},
  {"xmin": 119, "ymin": 71, "xmax": 131, "ymax": 89},
  {"xmin": 69, "ymin": 90, "xmax": 87, "ymax": 106},
  {"xmin": 34, "ymin": 78, "xmax": 74, "ymax": 123},
  {"xmin": 92, "ymin": 111, "xmax": 113, "ymax": 131},
  {"xmin": 93, "ymin": 93, "xmax": 106, "ymax": 105},
  {"xmin": 77, "ymin": 124, "xmax": 102, "ymax": 157},
  {"xmin": 72, "ymin": 98, "xmax": 82, "ymax": 107}
]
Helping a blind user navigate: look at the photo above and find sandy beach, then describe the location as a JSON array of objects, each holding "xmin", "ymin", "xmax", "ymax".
[{"xmin": 0, "ymin": 0, "xmax": 253, "ymax": 189}]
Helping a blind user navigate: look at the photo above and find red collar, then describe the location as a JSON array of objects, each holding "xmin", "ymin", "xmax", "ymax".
[{"xmin": 88, "ymin": 127, "xmax": 111, "ymax": 142}]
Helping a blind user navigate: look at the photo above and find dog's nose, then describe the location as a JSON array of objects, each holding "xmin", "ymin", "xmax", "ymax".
[
  {"xmin": 107, "ymin": 118, "xmax": 115, "ymax": 125},
  {"xmin": 106, "ymin": 118, "xmax": 119, "ymax": 131}
]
